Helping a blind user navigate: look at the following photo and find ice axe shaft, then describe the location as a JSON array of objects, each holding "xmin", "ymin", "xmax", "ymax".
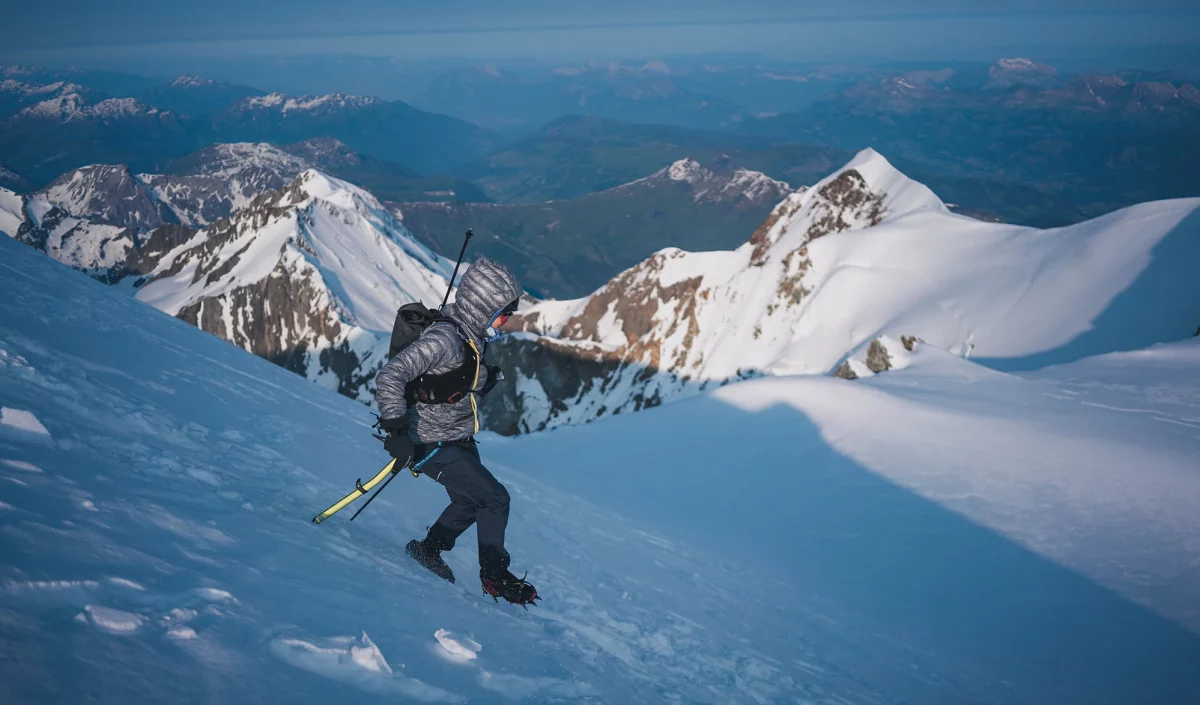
[{"xmin": 440, "ymin": 229, "xmax": 473, "ymax": 311}]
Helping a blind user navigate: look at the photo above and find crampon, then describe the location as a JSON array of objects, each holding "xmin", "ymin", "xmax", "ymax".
[{"xmin": 480, "ymin": 570, "xmax": 540, "ymax": 608}]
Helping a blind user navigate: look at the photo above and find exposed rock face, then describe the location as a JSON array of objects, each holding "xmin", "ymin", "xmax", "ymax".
[
  {"xmin": 146, "ymin": 142, "xmax": 314, "ymax": 225},
  {"xmin": 39, "ymin": 164, "xmax": 172, "ymax": 230},
  {"xmin": 637, "ymin": 156, "xmax": 793, "ymax": 209},
  {"xmin": 7, "ymin": 160, "xmax": 452, "ymax": 405},
  {"xmin": 748, "ymin": 168, "xmax": 883, "ymax": 266},
  {"xmin": 129, "ymin": 170, "xmax": 451, "ymax": 403},
  {"xmin": 865, "ymin": 339, "xmax": 892, "ymax": 373},
  {"xmin": 489, "ymin": 148, "xmax": 946, "ymax": 433}
]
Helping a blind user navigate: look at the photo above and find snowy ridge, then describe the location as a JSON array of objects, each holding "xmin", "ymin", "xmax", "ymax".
[
  {"xmin": 15, "ymin": 94, "xmax": 157, "ymax": 122},
  {"xmin": 135, "ymin": 169, "xmax": 454, "ymax": 400},
  {"xmin": 617, "ymin": 156, "xmax": 792, "ymax": 207},
  {"xmin": 4, "ymin": 146, "xmax": 457, "ymax": 404},
  {"xmin": 492, "ymin": 149, "xmax": 1200, "ymax": 433},
  {"xmin": 6, "ymin": 165, "xmax": 176, "ymax": 276},
  {"xmin": 1, "ymin": 79, "xmax": 85, "ymax": 99},
  {"xmin": 240, "ymin": 92, "xmax": 382, "ymax": 114},
  {"xmin": 144, "ymin": 142, "xmax": 317, "ymax": 223},
  {"xmin": 170, "ymin": 75, "xmax": 217, "ymax": 88},
  {"xmin": 0, "ymin": 187, "xmax": 27, "ymax": 238}
]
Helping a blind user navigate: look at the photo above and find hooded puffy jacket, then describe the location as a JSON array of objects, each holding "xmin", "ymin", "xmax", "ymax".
[{"xmin": 374, "ymin": 256, "xmax": 522, "ymax": 443}]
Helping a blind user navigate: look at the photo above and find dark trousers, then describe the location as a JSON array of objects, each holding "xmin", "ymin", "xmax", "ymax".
[{"xmin": 416, "ymin": 440, "xmax": 511, "ymax": 574}]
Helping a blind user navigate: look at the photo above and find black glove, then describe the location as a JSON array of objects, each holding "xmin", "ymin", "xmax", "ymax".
[
  {"xmin": 378, "ymin": 416, "xmax": 409, "ymax": 432},
  {"xmin": 384, "ymin": 433, "xmax": 414, "ymax": 463},
  {"xmin": 379, "ymin": 417, "xmax": 413, "ymax": 463}
]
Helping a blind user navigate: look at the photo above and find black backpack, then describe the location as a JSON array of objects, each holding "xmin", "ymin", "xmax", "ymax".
[
  {"xmin": 388, "ymin": 302, "xmax": 441, "ymax": 358},
  {"xmin": 388, "ymin": 302, "xmax": 481, "ymax": 405}
]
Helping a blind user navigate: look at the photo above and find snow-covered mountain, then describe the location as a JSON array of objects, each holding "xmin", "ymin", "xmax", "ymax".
[
  {"xmin": 617, "ymin": 156, "xmax": 792, "ymax": 208},
  {"xmin": 0, "ymin": 164, "xmax": 29, "ymax": 192},
  {"xmin": 131, "ymin": 170, "xmax": 452, "ymax": 399},
  {"xmin": 14, "ymin": 92, "xmax": 159, "ymax": 123},
  {"xmin": 212, "ymin": 90, "xmax": 499, "ymax": 175},
  {"xmin": 2, "ymin": 153, "xmax": 455, "ymax": 402},
  {"xmin": 397, "ymin": 154, "xmax": 795, "ymax": 299},
  {"xmin": 3, "ymin": 232, "xmax": 1200, "ymax": 704},
  {"xmin": 132, "ymin": 75, "xmax": 265, "ymax": 119},
  {"xmin": 987, "ymin": 57, "xmax": 1061, "ymax": 88},
  {"xmin": 233, "ymin": 92, "xmax": 384, "ymax": 115},
  {"xmin": 0, "ymin": 79, "xmax": 94, "ymax": 117},
  {"xmin": 2, "ymin": 141, "xmax": 402, "ymax": 274},
  {"xmin": 485, "ymin": 149, "xmax": 1200, "ymax": 433},
  {"xmin": 147, "ymin": 142, "xmax": 316, "ymax": 225}
]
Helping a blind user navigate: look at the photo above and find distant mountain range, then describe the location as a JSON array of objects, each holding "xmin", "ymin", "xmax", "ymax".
[
  {"xmin": 455, "ymin": 114, "xmax": 844, "ymax": 204},
  {"xmin": 740, "ymin": 58, "xmax": 1200, "ymax": 221},
  {"xmin": 132, "ymin": 75, "xmax": 264, "ymax": 117},
  {"xmin": 2, "ymin": 56, "xmax": 1196, "ymax": 274},
  {"xmin": 0, "ymin": 69, "xmax": 500, "ymax": 185},
  {"xmin": 402, "ymin": 156, "xmax": 794, "ymax": 297},
  {"xmin": 457, "ymin": 114, "xmax": 1088, "ymax": 228}
]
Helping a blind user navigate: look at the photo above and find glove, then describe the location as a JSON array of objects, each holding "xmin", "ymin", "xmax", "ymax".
[
  {"xmin": 383, "ymin": 430, "xmax": 414, "ymax": 464},
  {"xmin": 379, "ymin": 417, "xmax": 413, "ymax": 463},
  {"xmin": 378, "ymin": 416, "xmax": 409, "ymax": 432}
]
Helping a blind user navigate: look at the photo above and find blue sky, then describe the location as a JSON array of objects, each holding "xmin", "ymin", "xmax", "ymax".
[{"xmin": 4, "ymin": 0, "xmax": 1198, "ymax": 67}]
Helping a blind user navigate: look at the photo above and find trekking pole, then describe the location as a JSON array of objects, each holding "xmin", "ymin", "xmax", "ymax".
[{"xmin": 440, "ymin": 229, "xmax": 474, "ymax": 311}]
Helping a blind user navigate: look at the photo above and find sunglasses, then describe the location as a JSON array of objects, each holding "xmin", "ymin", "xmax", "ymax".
[{"xmin": 492, "ymin": 299, "xmax": 520, "ymax": 327}]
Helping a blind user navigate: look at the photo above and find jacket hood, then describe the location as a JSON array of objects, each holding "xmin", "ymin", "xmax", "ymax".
[{"xmin": 444, "ymin": 256, "xmax": 522, "ymax": 340}]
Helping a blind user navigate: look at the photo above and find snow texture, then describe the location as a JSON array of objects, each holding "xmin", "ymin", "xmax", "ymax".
[
  {"xmin": 0, "ymin": 187, "xmax": 24, "ymax": 237},
  {"xmin": 1, "ymin": 407, "xmax": 50, "ymax": 436},
  {"xmin": 1, "ymin": 207, "xmax": 1199, "ymax": 703}
]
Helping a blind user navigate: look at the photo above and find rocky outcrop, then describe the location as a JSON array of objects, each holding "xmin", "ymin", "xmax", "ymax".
[{"xmin": 490, "ymin": 148, "xmax": 945, "ymax": 433}]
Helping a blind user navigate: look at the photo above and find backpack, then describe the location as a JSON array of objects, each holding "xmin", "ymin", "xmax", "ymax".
[
  {"xmin": 388, "ymin": 302, "xmax": 441, "ymax": 358},
  {"xmin": 388, "ymin": 302, "xmax": 480, "ymax": 405}
]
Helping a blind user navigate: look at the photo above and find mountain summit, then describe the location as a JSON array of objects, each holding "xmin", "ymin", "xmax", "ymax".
[{"xmin": 485, "ymin": 148, "xmax": 1200, "ymax": 433}]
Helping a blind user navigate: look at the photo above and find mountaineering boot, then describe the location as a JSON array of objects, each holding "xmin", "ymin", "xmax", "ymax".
[
  {"xmin": 480, "ymin": 568, "xmax": 539, "ymax": 606},
  {"xmin": 406, "ymin": 539, "xmax": 455, "ymax": 583}
]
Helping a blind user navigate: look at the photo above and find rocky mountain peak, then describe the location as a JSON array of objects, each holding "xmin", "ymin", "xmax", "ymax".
[
  {"xmin": 749, "ymin": 148, "xmax": 944, "ymax": 264},
  {"xmin": 642, "ymin": 157, "xmax": 792, "ymax": 208},
  {"xmin": 989, "ymin": 57, "xmax": 1060, "ymax": 88},
  {"xmin": 17, "ymin": 92, "xmax": 88, "ymax": 120},
  {"xmin": 240, "ymin": 92, "xmax": 381, "ymax": 114},
  {"xmin": 38, "ymin": 164, "xmax": 169, "ymax": 230},
  {"xmin": 489, "ymin": 149, "xmax": 951, "ymax": 434},
  {"xmin": 170, "ymin": 75, "xmax": 217, "ymax": 88},
  {"xmin": 15, "ymin": 93, "xmax": 155, "ymax": 122}
]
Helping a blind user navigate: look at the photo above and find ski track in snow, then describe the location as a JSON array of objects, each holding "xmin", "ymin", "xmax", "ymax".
[{"xmin": 2, "ymin": 234, "xmax": 1200, "ymax": 703}]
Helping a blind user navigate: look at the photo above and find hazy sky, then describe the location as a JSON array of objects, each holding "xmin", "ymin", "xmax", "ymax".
[{"xmin": 4, "ymin": 0, "xmax": 1199, "ymax": 67}]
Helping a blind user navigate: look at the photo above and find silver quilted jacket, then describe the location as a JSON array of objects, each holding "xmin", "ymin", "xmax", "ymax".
[{"xmin": 374, "ymin": 256, "xmax": 522, "ymax": 443}]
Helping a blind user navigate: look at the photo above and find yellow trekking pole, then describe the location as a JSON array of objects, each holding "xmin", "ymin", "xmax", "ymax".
[{"xmin": 312, "ymin": 459, "xmax": 398, "ymax": 525}]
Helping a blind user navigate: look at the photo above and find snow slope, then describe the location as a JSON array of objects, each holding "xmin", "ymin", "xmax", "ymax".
[
  {"xmin": 0, "ymin": 186, "xmax": 23, "ymax": 236},
  {"xmin": 499, "ymin": 149, "xmax": 1200, "ymax": 431},
  {"xmin": 3, "ymin": 208, "xmax": 1200, "ymax": 704}
]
